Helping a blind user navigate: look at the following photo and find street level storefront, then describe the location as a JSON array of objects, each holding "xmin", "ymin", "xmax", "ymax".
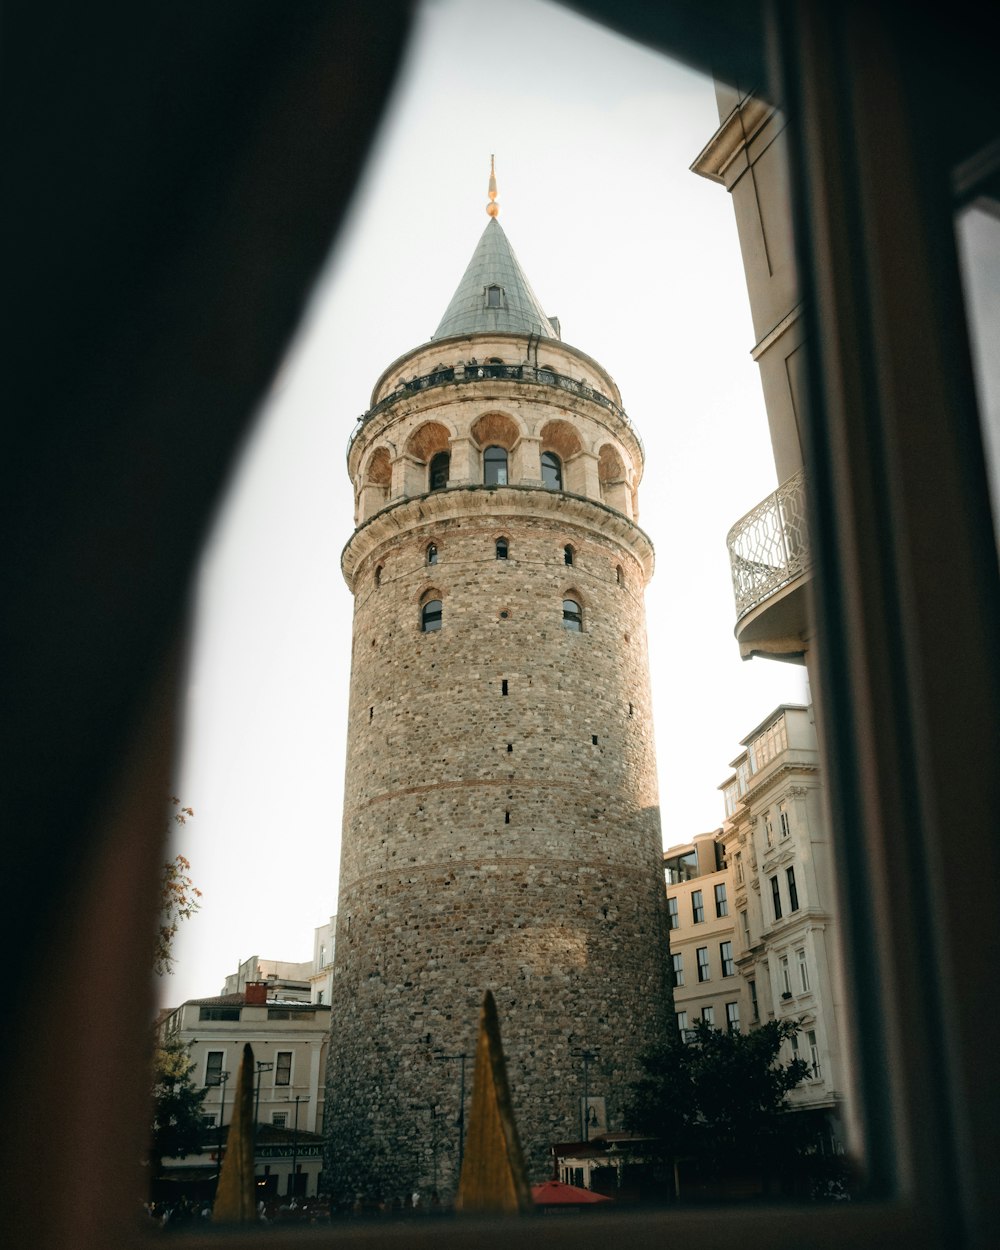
[{"xmin": 158, "ymin": 1125, "xmax": 325, "ymax": 1201}]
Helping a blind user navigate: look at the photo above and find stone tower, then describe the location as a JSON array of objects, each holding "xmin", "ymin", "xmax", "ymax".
[{"xmin": 324, "ymin": 168, "xmax": 672, "ymax": 1203}]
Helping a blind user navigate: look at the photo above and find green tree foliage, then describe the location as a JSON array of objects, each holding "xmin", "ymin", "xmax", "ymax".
[
  {"xmin": 626, "ymin": 1019, "xmax": 825, "ymax": 1193},
  {"xmin": 155, "ymin": 798, "xmax": 201, "ymax": 977},
  {"xmin": 151, "ymin": 1038, "xmax": 207, "ymax": 1175}
]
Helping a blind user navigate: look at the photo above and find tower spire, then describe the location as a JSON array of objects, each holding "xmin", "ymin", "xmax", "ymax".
[{"xmin": 486, "ymin": 154, "xmax": 499, "ymax": 218}]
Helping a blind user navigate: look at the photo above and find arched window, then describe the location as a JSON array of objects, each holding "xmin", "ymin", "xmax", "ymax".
[
  {"xmin": 484, "ymin": 445, "xmax": 508, "ymax": 486},
  {"xmin": 426, "ymin": 543, "xmax": 438, "ymax": 566},
  {"xmin": 541, "ymin": 450, "xmax": 562, "ymax": 490},
  {"xmin": 564, "ymin": 544, "xmax": 574, "ymax": 566},
  {"xmin": 496, "ymin": 537, "xmax": 509, "ymax": 560},
  {"xmin": 421, "ymin": 599, "xmax": 443, "ymax": 632},
  {"xmin": 562, "ymin": 598, "xmax": 583, "ymax": 631},
  {"xmin": 374, "ymin": 564, "xmax": 383, "ymax": 587},
  {"xmin": 429, "ymin": 451, "xmax": 450, "ymax": 491}
]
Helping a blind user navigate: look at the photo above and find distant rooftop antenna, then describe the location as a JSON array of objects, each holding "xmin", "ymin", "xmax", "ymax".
[{"xmin": 486, "ymin": 154, "xmax": 499, "ymax": 218}]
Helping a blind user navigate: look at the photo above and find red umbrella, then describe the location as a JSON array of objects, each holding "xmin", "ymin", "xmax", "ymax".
[{"xmin": 531, "ymin": 1180, "xmax": 613, "ymax": 1206}]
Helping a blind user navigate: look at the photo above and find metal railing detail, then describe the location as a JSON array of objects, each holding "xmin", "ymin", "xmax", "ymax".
[
  {"xmin": 347, "ymin": 363, "xmax": 643, "ymax": 459},
  {"xmin": 726, "ymin": 468, "xmax": 810, "ymax": 620}
]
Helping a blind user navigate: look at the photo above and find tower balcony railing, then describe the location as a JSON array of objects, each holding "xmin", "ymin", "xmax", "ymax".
[
  {"xmin": 727, "ymin": 468, "xmax": 811, "ymax": 621},
  {"xmin": 347, "ymin": 362, "xmax": 643, "ymax": 458}
]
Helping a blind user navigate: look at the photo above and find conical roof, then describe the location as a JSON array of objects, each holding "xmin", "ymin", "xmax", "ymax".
[{"xmin": 432, "ymin": 217, "xmax": 558, "ymax": 341}]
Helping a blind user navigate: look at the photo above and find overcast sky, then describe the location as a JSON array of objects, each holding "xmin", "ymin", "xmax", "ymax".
[{"xmin": 165, "ymin": 0, "xmax": 807, "ymax": 1007}]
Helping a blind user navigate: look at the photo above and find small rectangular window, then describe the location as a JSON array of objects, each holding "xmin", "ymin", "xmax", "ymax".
[
  {"xmin": 720, "ymin": 940, "xmax": 735, "ymax": 977},
  {"xmin": 692, "ymin": 890, "xmax": 705, "ymax": 924},
  {"xmin": 591, "ymin": 734, "xmax": 598, "ymax": 745},
  {"xmin": 714, "ymin": 882, "xmax": 728, "ymax": 917},
  {"xmin": 501, "ymin": 679, "xmax": 508, "ymax": 695},
  {"xmin": 701, "ymin": 1004, "xmax": 715, "ymax": 1026},
  {"xmin": 808, "ymin": 1029, "xmax": 821, "ymax": 1079},
  {"xmin": 786, "ymin": 866, "xmax": 799, "ymax": 911},
  {"xmin": 797, "ymin": 947, "xmax": 810, "ymax": 992},
  {"xmin": 275, "ymin": 1051, "xmax": 292, "ymax": 1087},
  {"xmin": 780, "ymin": 955, "xmax": 791, "ymax": 996},
  {"xmin": 770, "ymin": 875, "xmax": 782, "ymax": 920},
  {"xmin": 749, "ymin": 979, "xmax": 759, "ymax": 1021},
  {"xmin": 676, "ymin": 1010, "xmax": 688, "ymax": 1033},
  {"xmin": 272, "ymin": 1112, "xmax": 288, "ymax": 1128},
  {"xmin": 696, "ymin": 946, "xmax": 710, "ymax": 982},
  {"xmin": 667, "ymin": 897, "xmax": 679, "ymax": 930},
  {"xmin": 671, "ymin": 952, "xmax": 684, "ymax": 987},
  {"xmin": 205, "ymin": 1051, "xmax": 224, "ymax": 1087},
  {"xmin": 779, "ymin": 801, "xmax": 791, "ymax": 838},
  {"xmin": 725, "ymin": 1001, "xmax": 740, "ymax": 1032}
]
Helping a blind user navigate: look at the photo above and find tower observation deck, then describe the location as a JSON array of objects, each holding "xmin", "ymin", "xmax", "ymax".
[{"xmin": 324, "ymin": 172, "xmax": 672, "ymax": 1202}]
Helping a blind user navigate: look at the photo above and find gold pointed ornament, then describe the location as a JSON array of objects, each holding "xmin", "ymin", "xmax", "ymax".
[
  {"xmin": 212, "ymin": 1042, "xmax": 257, "ymax": 1223},
  {"xmin": 486, "ymin": 154, "xmax": 499, "ymax": 218},
  {"xmin": 455, "ymin": 990, "xmax": 532, "ymax": 1214}
]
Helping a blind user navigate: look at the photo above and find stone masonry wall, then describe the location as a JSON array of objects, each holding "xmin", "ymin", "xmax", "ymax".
[{"xmin": 324, "ymin": 484, "xmax": 673, "ymax": 1203}]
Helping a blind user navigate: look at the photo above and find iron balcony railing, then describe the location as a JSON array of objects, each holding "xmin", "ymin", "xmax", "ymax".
[
  {"xmin": 347, "ymin": 362, "xmax": 643, "ymax": 459},
  {"xmin": 727, "ymin": 468, "xmax": 811, "ymax": 620}
]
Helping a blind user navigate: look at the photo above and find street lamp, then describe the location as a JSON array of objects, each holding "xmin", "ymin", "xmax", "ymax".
[
  {"xmin": 207, "ymin": 1070, "xmax": 230, "ymax": 1176},
  {"xmin": 570, "ymin": 1048, "xmax": 599, "ymax": 1143},
  {"xmin": 254, "ymin": 1060, "xmax": 274, "ymax": 1191},
  {"xmin": 290, "ymin": 1095, "xmax": 309, "ymax": 1200},
  {"xmin": 435, "ymin": 1052, "xmax": 469, "ymax": 1176}
]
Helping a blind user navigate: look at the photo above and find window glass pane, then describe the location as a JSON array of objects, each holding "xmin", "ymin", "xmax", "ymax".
[
  {"xmin": 541, "ymin": 450, "xmax": 562, "ymax": 489},
  {"xmin": 421, "ymin": 599, "xmax": 443, "ymax": 632},
  {"xmin": 562, "ymin": 599, "xmax": 582, "ymax": 631},
  {"xmin": 484, "ymin": 445, "xmax": 508, "ymax": 486}
]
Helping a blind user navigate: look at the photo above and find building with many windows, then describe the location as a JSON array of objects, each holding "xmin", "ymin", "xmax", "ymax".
[
  {"xmin": 157, "ymin": 981, "xmax": 331, "ymax": 1198},
  {"xmin": 719, "ymin": 704, "xmax": 846, "ymax": 1138},
  {"xmin": 663, "ymin": 834, "xmax": 746, "ymax": 1037}
]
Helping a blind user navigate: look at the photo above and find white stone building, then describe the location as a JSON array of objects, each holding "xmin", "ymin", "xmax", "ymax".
[
  {"xmin": 718, "ymin": 704, "xmax": 847, "ymax": 1141},
  {"xmin": 310, "ymin": 917, "xmax": 336, "ymax": 1006},
  {"xmin": 158, "ymin": 982, "xmax": 331, "ymax": 1198}
]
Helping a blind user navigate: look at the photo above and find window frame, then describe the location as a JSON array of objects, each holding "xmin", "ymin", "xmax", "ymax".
[
  {"xmin": 667, "ymin": 896, "xmax": 679, "ymax": 930},
  {"xmin": 561, "ymin": 597, "xmax": 582, "ymax": 631},
  {"xmin": 714, "ymin": 882, "xmax": 728, "ymax": 917},
  {"xmin": 696, "ymin": 946, "xmax": 710, "ymax": 982},
  {"xmin": 691, "ymin": 889, "xmax": 705, "ymax": 924},
  {"xmin": 420, "ymin": 597, "xmax": 443, "ymax": 632},
  {"xmin": 274, "ymin": 1051, "xmax": 292, "ymax": 1087},
  {"xmin": 720, "ymin": 940, "xmax": 735, "ymax": 977},
  {"xmin": 541, "ymin": 450, "xmax": 562, "ymax": 490},
  {"xmin": 483, "ymin": 444, "xmax": 508, "ymax": 486},
  {"xmin": 671, "ymin": 952, "xmax": 684, "ymax": 988}
]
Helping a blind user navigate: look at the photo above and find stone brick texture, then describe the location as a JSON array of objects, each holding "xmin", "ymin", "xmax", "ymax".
[{"xmin": 325, "ymin": 349, "xmax": 672, "ymax": 1203}]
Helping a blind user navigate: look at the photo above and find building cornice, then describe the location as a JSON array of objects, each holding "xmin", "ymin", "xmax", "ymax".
[
  {"xmin": 689, "ymin": 95, "xmax": 776, "ymax": 186},
  {"xmin": 341, "ymin": 484, "xmax": 656, "ymax": 589}
]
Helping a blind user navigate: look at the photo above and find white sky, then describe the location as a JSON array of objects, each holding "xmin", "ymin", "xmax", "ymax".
[{"xmin": 165, "ymin": 0, "xmax": 807, "ymax": 1007}]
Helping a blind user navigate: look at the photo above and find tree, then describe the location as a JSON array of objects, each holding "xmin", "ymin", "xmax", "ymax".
[
  {"xmin": 625, "ymin": 1019, "xmax": 828, "ymax": 1197},
  {"xmin": 155, "ymin": 798, "xmax": 201, "ymax": 976},
  {"xmin": 150, "ymin": 1038, "xmax": 207, "ymax": 1180}
]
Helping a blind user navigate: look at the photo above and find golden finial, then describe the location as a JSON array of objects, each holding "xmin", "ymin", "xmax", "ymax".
[{"xmin": 486, "ymin": 154, "xmax": 499, "ymax": 218}]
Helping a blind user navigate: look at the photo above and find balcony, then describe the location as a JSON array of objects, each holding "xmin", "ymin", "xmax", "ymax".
[{"xmin": 726, "ymin": 469, "xmax": 811, "ymax": 661}]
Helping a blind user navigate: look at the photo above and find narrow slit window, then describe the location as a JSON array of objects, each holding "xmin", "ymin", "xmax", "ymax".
[
  {"xmin": 507, "ymin": 742, "xmax": 513, "ymax": 753},
  {"xmin": 562, "ymin": 599, "xmax": 583, "ymax": 631},
  {"xmin": 563, "ymin": 544, "xmax": 574, "ymax": 566},
  {"xmin": 591, "ymin": 735, "xmax": 598, "ymax": 745},
  {"xmin": 374, "ymin": 564, "xmax": 383, "ymax": 587},
  {"xmin": 421, "ymin": 599, "xmax": 443, "ymax": 632},
  {"xmin": 501, "ymin": 679, "xmax": 508, "ymax": 695},
  {"xmin": 504, "ymin": 809, "xmax": 510, "ymax": 824},
  {"xmin": 426, "ymin": 543, "xmax": 438, "ymax": 565},
  {"xmin": 495, "ymin": 537, "xmax": 509, "ymax": 559},
  {"xmin": 616, "ymin": 564, "xmax": 624, "ymax": 587}
]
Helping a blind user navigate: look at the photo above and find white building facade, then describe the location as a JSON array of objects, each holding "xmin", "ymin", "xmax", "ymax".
[
  {"xmin": 158, "ymin": 984, "xmax": 331, "ymax": 1198},
  {"xmin": 718, "ymin": 704, "xmax": 847, "ymax": 1140}
]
